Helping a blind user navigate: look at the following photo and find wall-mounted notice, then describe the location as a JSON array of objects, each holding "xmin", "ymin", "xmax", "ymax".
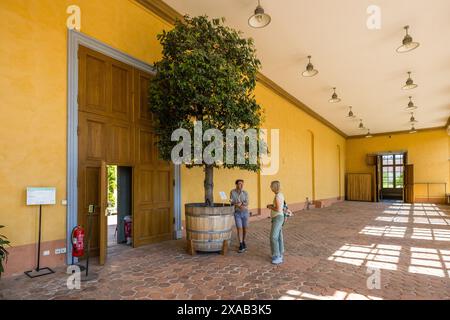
[
  {"xmin": 219, "ymin": 191, "xmax": 228, "ymax": 201},
  {"xmin": 26, "ymin": 187, "xmax": 56, "ymax": 206}
]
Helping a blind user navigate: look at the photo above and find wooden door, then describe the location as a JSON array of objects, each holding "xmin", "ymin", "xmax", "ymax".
[
  {"xmin": 78, "ymin": 45, "xmax": 174, "ymax": 259},
  {"xmin": 376, "ymin": 155, "xmax": 382, "ymax": 201},
  {"xmin": 78, "ymin": 165, "xmax": 101, "ymax": 257},
  {"xmin": 404, "ymin": 164, "xmax": 414, "ymax": 203},
  {"xmin": 133, "ymin": 69, "xmax": 173, "ymax": 247},
  {"xmin": 99, "ymin": 161, "xmax": 107, "ymax": 265}
]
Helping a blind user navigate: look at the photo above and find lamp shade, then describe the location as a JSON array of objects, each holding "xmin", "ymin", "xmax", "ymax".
[
  {"xmin": 302, "ymin": 56, "xmax": 318, "ymax": 77},
  {"xmin": 405, "ymin": 96, "xmax": 418, "ymax": 111},
  {"xmin": 402, "ymin": 72, "xmax": 418, "ymax": 90},
  {"xmin": 248, "ymin": 1, "xmax": 271, "ymax": 28},
  {"xmin": 329, "ymin": 87, "xmax": 341, "ymax": 103},
  {"xmin": 397, "ymin": 26, "xmax": 420, "ymax": 53},
  {"xmin": 346, "ymin": 106, "xmax": 356, "ymax": 119}
]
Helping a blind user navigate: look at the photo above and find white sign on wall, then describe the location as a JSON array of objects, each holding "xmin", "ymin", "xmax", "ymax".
[
  {"xmin": 219, "ymin": 191, "xmax": 228, "ymax": 201},
  {"xmin": 26, "ymin": 187, "xmax": 56, "ymax": 206}
]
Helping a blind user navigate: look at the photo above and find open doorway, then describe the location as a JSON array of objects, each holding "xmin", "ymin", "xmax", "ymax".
[
  {"xmin": 107, "ymin": 165, "xmax": 132, "ymax": 248},
  {"xmin": 376, "ymin": 153, "xmax": 406, "ymax": 202}
]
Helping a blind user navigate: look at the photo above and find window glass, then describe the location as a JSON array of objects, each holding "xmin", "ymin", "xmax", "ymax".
[
  {"xmin": 381, "ymin": 153, "xmax": 404, "ymax": 189},
  {"xmin": 395, "ymin": 166, "xmax": 404, "ymax": 188},
  {"xmin": 382, "ymin": 155, "xmax": 394, "ymax": 165},
  {"xmin": 395, "ymin": 154, "xmax": 404, "ymax": 165}
]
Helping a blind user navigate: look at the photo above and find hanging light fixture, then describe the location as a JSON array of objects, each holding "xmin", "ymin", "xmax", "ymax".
[
  {"xmin": 248, "ymin": 0, "xmax": 271, "ymax": 28},
  {"xmin": 358, "ymin": 119, "xmax": 365, "ymax": 130},
  {"xmin": 405, "ymin": 96, "xmax": 418, "ymax": 111},
  {"xmin": 409, "ymin": 125, "xmax": 417, "ymax": 134},
  {"xmin": 346, "ymin": 106, "xmax": 356, "ymax": 119},
  {"xmin": 365, "ymin": 129, "xmax": 373, "ymax": 138},
  {"xmin": 329, "ymin": 87, "xmax": 341, "ymax": 103},
  {"xmin": 402, "ymin": 71, "xmax": 418, "ymax": 90},
  {"xmin": 302, "ymin": 55, "xmax": 319, "ymax": 77},
  {"xmin": 409, "ymin": 112, "xmax": 418, "ymax": 124},
  {"xmin": 396, "ymin": 26, "xmax": 420, "ymax": 53}
]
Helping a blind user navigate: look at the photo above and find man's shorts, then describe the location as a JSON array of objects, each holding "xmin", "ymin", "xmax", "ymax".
[{"xmin": 234, "ymin": 211, "xmax": 249, "ymax": 228}]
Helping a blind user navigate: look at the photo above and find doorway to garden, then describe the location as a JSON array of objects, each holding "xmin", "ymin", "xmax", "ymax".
[
  {"xmin": 375, "ymin": 152, "xmax": 414, "ymax": 203},
  {"xmin": 107, "ymin": 165, "xmax": 133, "ymax": 249}
]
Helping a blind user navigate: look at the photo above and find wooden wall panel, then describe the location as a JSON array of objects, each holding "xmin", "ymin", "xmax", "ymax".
[
  {"xmin": 78, "ymin": 113, "xmax": 107, "ymax": 162},
  {"xmin": 137, "ymin": 128, "xmax": 153, "ymax": 164},
  {"xmin": 111, "ymin": 62, "xmax": 132, "ymax": 120},
  {"xmin": 346, "ymin": 173, "xmax": 372, "ymax": 202},
  {"xmin": 107, "ymin": 121, "xmax": 133, "ymax": 164},
  {"xmin": 136, "ymin": 72, "xmax": 153, "ymax": 124}
]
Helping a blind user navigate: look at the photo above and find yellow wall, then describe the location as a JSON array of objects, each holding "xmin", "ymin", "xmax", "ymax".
[
  {"xmin": 0, "ymin": 0, "xmax": 171, "ymax": 247},
  {"xmin": 181, "ymin": 83, "xmax": 347, "ymax": 218},
  {"xmin": 346, "ymin": 129, "xmax": 449, "ymax": 199},
  {"xmin": 0, "ymin": 0, "xmax": 345, "ymax": 251}
]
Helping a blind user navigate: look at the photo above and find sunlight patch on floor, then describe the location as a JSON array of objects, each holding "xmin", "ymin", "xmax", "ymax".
[
  {"xmin": 328, "ymin": 244, "xmax": 401, "ymax": 271},
  {"xmin": 408, "ymin": 247, "xmax": 450, "ymax": 278},
  {"xmin": 279, "ymin": 289, "xmax": 383, "ymax": 300},
  {"xmin": 359, "ymin": 226, "xmax": 406, "ymax": 238}
]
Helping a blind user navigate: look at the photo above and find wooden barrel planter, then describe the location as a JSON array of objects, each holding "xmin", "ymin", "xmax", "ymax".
[{"xmin": 185, "ymin": 203, "xmax": 234, "ymax": 255}]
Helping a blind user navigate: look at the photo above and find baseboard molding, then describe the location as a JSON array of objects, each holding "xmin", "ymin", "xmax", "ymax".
[
  {"xmin": 249, "ymin": 197, "xmax": 344, "ymax": 221},
  {"xmin": 3, "ymin": 239, "xmax": 66, "ymax": 278},
  {"xmin": 414, "ymin": 197, "xmax": 447, "ymax": 204}
]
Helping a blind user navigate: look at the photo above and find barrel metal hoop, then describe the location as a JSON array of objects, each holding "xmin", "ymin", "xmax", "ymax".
[
  {"xmin": 185, "ymin": 213, "xmax": 233, "ymax": 217},
  {"xmin": 191, "ymin": 239, "xmax": 229, "ymax": 243},
  {"xmin": 186, "ymin": 228, "xmax": 232, "ymax": 235}
]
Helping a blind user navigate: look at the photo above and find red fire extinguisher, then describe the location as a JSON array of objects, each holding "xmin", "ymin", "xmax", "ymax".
[{"xmin": 71, "ymin": 225, "xmax": 85, "ymax": 257}]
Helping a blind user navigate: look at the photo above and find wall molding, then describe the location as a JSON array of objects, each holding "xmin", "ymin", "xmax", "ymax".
[
  {"xmin": 135, "ymin": 0, "xmax": 183, "ymax": 24},
  {"xmin": 347, "ymin": 126, "xmax": 446, "ymax": 140},
  {"xmin": 66, "ymin": 29, "xmax": 182, "ymax": 264}
]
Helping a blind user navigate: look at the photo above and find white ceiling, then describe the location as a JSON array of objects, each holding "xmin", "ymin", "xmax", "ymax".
[{"xmin": 163, "ymin": 0, "xmax": 450, "ymax": 136}]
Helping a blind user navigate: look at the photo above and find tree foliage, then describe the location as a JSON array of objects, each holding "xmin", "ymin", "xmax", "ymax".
[
  {"xmin": 149, "ymin": 15, "xmax": 263, "ymax": 172},
  {"xmin": 0, "ymin": 225, "xmax": 10, "ymax": 278}
]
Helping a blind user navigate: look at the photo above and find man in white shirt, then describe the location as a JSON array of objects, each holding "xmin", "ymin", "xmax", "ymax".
[{"xmin": 230, "ymin": 179, "xmax": 249, "ymax": 253}]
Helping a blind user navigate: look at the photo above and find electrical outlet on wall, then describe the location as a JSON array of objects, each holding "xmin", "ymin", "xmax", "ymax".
[{"xmin": 54, "ymin": 248, "xmax": 67, "ymax": 255}]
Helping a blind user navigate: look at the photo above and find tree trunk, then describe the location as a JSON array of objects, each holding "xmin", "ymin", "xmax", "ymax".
[{"xmin": 204, "ymin": 165, "xmax": 214, "ymax": 206}]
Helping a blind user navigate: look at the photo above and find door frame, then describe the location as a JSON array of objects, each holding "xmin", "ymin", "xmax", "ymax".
[
  {"xmin": 374, "ymin": 151, "xmax": 407, "ymax": 202},
  {"xmin": 66, "ymin": 30, "xmax": 182, "ymax": 265}
]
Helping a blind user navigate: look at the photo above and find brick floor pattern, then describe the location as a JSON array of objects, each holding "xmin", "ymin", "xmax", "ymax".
[{"xmin": 1, "ymin": 201, "xmax": 449, "ymax": 300}]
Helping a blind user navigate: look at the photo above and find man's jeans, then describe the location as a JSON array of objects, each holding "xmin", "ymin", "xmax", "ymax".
[{"xmin": 270, "ymin": 215, "xmax": 284, "ymax": 258}]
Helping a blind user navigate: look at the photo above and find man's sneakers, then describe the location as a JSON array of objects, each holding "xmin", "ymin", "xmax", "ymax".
[
  {"xmin": 271, "ymin": 256, "xmax": 283, "ymax": 265},
  {"xmin": 238, "ymin": 242, "xmax": 247, "ymax": 253}
]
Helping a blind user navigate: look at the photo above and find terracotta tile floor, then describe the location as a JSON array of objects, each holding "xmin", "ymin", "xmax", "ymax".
[{"xmin": 1, "ymin": 201, "xmax": 450, "ymax": 300}]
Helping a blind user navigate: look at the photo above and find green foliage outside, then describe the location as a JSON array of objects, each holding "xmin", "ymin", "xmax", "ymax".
[{"xmin": 107, "ymin": 165, "xmax": 117, "ymax": 208}]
